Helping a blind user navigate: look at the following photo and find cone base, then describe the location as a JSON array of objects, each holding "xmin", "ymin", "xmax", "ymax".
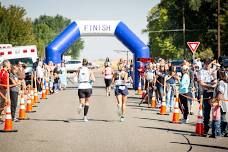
[
  {"xmin": 0, "ymin": 129, "xmax": 18, "ymax": 132},
  {"xmin": 26, "ymin": 110, "xmax": 36, "ymax": 113},
  {"xmin": 157, "ymin": 112, "xmax": 169, "ymax": 115},
  {"xmin": 195, "ymin": 123, "xmax": 204, "ymax": 136},
  {"xmin": 18, "ymin": 118, "xmax": 30, "ymax": 120},
  {"xmin": 40, "ymin": 98, "xmax": 47, "ymax": 100}
]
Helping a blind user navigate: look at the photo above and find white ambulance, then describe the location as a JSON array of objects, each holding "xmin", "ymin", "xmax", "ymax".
[
  {"xmin": 0, "ymin": 45, "xmax": 38, "ymax": 84},
  {"xmin": 0, "ymin": 44, "xmax": 12, "ymax": 49}
]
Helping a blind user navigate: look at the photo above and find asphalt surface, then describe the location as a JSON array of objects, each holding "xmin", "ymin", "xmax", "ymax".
[{"xmin": 0, "ymin": 71, "xmax": 228, "ymax": 152}]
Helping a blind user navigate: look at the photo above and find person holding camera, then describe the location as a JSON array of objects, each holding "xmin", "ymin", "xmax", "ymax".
[{"xmin": 199, "ymin": 59, "xmax": 218, "ymax": 136}]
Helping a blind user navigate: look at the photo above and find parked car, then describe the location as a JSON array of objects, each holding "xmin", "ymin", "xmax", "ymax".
[
  {"xmin": 218, "ymin": 56, "xmax": 228, "ymax": 68},
  {"xmin": 65, "ymin": 60, "xmax": 82, "ymax": 73},
  {"xmin": 87, "ymin": 62, "xmax": 100, "ymax": 69}
]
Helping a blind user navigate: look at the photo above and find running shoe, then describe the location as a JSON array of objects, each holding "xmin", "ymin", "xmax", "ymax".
[
  {"xmin": 181, "ymin": 118, "xmax": 189, "ymax": 124},
  {"xmin": 120, "ymin": 116, "xmax": 125, "ymax": 122},
  {"xmin": 83, "ymin": 116, "xmax": 88, "ymax": 122},
  {"xmin": 13, "ymin": 118, "xmax": 20, "ymax": 122}
]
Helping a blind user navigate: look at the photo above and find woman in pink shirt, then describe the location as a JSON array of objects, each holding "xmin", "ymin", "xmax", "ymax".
[{"xmin": 102, "ymin": 62, "xmax": 113, "ymax": 96}]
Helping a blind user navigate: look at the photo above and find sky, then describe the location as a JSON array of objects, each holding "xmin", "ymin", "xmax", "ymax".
[{"xmin": 1, "ymin": 0, "xmax": 160, "ymax": 61}]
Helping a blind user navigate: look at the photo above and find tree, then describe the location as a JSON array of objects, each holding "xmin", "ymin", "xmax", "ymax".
[
  {"xmin": 145, "ymin": 0, "xmax": 227, "ymax": 59},
  {"xmin": 33, "ymin": 15, "xmax": 84, "ymax": 58},
  {"xmin": 0, "ymin": 3, "xmax": 36, "ymax": 46}
]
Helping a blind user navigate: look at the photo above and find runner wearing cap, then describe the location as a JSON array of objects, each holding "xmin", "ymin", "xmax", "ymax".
[{"xmin": 77, "ymin": 58, "xmax": 95, "ymax": 122}]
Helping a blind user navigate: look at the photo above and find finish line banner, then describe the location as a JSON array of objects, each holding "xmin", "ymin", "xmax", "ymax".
[{"xmin": 77, "ymin": 20, "xmax": 120, "ymax": 36}]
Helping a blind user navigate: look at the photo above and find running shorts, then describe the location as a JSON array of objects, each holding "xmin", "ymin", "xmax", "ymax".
[
  {"xmin": 78, "ymin": 89, "xmax": 92, "ymax": 98},
  {"xmin": 115, "ymin": 85, "xmax": 128, "ymax": 96},
  {"xmin": 104, "ymin": 78, "xmax": 112, "ymax": 87}
]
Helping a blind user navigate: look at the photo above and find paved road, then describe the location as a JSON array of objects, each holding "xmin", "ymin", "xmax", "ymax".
[{"xmin": 0, "ymin": 71, "xmax": 228, "ymax": 152}]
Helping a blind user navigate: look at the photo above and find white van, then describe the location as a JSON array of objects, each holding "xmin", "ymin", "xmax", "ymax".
[{"xmin": 0, "ymin": 45, "xmax": 38, "ymax": 84}]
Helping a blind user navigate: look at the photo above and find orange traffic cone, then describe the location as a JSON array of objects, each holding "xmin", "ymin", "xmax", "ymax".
[
  {"xmin": 151, "ymin": 91, "xmax": 156, "ymax": 109},
  {"xmin": 41, "ymin": 84, "xmax": 47, "ymax": 100},
  {"xmin": 46, "ymin": 82, "xmax": 49, "ymax": 95},
  {"xmin": 0, "ymin": 106, "xmax": 17, "ymax": 132},
  {"xmin": 26, "ymin": 95, "xmax": 36, "ymax": 113},
  {"xmin": 30, "ymin": 89, "xmax": 35, "ymax": 106},
  {"xmin": 172, "ymin": 93, "xmax": 180, "ymax": 123},
  {"xmin": 26, "ymin": 97, "xmax": 32, "ymax": 112},
  {"xmin": 195, "ymin": 103, "xmax": 204, "ymax": 136},
  {"xmin": 34, "ymin": 88, "xmax": 39, "ymax": 103},
  {"xmin": 136, "ymin": 78, "xmax": 143, "ymax": 95},
  {"xmin": 158, "ymin": 96, "xmax": 168, "ymax": 115},
  {"xmin": 18, "ymin": 94, "xmax": 29, "ymax": 120}
]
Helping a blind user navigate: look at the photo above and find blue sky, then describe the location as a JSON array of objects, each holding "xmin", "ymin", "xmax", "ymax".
[{"xmin": 1, "ymin": 0, "xmax": 160, "ymax": 61}]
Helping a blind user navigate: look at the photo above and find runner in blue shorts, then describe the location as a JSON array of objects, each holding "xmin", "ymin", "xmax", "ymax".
[{"xmin": 112, "ymin": 62, "xmax": 128, "ymax": 122}]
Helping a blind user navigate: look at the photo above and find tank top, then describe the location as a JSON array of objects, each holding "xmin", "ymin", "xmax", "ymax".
[
  {"xmin": 146, "ymin": 70, "xmax": 155, "ymax": 81},
  {"xmin": 114, "ymin": 71, "xmax": 126, "ymax": 86},
  {"xmin": 78, "ymin": 67, "xmax": 92, "ymax": 89},
  {"xmin": 104, "ymin": 67, "xmax": 112, "ymax": 79}
]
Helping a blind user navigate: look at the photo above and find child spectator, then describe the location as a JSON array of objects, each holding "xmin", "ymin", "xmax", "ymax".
[{"xmin": 210, "ymin": 98, "xmax": 221, "ymax": 138}]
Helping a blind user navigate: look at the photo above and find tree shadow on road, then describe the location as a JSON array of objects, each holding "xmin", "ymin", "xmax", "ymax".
[
  {"xmin": 129, "ymin": 107, "xmax": 158, "ymax": 112},
  {"xmin": 67, "ymin": 118, "xmax": 118, "ymax": 123},
  {"xmin": 29, "ymin": 118, "xmax": 70, "ymax": 123},
  {"xmin": 128, "ymin": 96, "xmax": 141, "ymax": 100},
  {"xmin": 170, "ymin": 142, "xmax": 228, "ymax": 151},
  {"xmin": 93, "ymin": 85, "xmax": 106, "ymax": 89},
  {"xmin": 135, "ymin": 117, "xmax": 171, "ymax": 123},
  {"xmin": 139, "ymin": 126, "xmax": 195, "ymax": 134},
  {"xmin": 29, "ymin": 118, "xmax": 117, "ymax": 123}
]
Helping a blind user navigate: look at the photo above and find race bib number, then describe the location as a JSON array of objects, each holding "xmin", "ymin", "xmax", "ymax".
[{"xmin": 119, "ymin": 86, "xmax": 126, "ymax": 90}]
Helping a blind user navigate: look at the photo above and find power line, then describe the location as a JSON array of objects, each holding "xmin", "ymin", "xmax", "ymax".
[{"xmin": 147, "ymin": 29, "xmax": 217, "ymax": 33}]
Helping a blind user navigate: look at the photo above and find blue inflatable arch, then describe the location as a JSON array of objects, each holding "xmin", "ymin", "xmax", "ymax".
[{"xmin": 46, "ymin": 20, "xmax": 150, "ymax": 89}]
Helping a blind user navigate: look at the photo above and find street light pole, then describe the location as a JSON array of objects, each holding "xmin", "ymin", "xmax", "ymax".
[
  {"xmin": 183, "ymin": 1, "xmax": 186, "ymax": 59},
  {"xmin": 113, "ymin": 49, "xmax": 130, "ymax": 66}
]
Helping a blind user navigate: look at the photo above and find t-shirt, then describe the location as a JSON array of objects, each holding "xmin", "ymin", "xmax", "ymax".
[
  {"xmin": 0, "ymin": 68, "xmax": 8, "ymax": 89},
  {"xmin": 217, "ymin": 80, "xmax": 228, "ymax": 112},
  {"xmin": 17, "ymin": 67, "xmax": 25, "ymax": 80},
  {"xmin": 78, "ymin": 67, "xmax": 92, "ymax": 89},
  {"xmin": 166, "ymin": 76, "xmax": 175, "ymax": 84},
  {"xmin": 212, "ymin": 105, "xmax": 221, "ymax": 121},
  {"xmin": 179, "ymin": 73, "xmax": 190, "ymax": 94},
  {"xmin": 9, "ymin": 73, "xmax": 19, "ymax": 92},
  {"xmin": 104, "ymin": 67, "xmax": 113, "ymax": 79}
]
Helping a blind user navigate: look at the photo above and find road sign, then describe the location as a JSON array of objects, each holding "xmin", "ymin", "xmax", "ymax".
[{"xmin": 187, "ymin": 42, "xmax": 200, "ymax": 53}]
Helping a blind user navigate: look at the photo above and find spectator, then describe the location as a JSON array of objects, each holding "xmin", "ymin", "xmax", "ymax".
[
  {"xmin": 36, "ymin": 61, "xmax": 44, "ymax": 94},
  {"xmin": 179, "ymin": 65, "xmax": 190, "ymax": 124},
  {"xmin": 156, "ymin": 64, "xmax": 167, "ymax": 107},
  {"xmin": 17, "ymin": 61, "xmax": 26, "ymax": 91},
  {"xmin": 166, "ymin": 66, "xmax": 176, "ymax": 112},
  {"xmin": 199, "ymin": 59, "xmax": 217, "ymax": 136},
  {"xmin": 216, "ymin": 70, "xmax": 228, "ymax": 137},
  {"xmin": 9, "ymin": 65, "xmax": 19, "ymax": 122},
  {"xmin": 0, "ymin": 60, "xmax": 11, "ymax": 121},
  {"xmin": 210, "ymin": 96, "xmax": 221, "ymax": 138},
  {"xmin": 59, "ymin": 62, "xmax": 67, "ymax": 90},
  {"xmin": 53, "ymin": 64, "xmax": 61, "ymax": 92}
]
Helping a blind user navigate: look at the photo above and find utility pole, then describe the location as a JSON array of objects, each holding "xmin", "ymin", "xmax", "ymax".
[
  {"xmin": 218, "ymin": 0, "xmax": 221, "ymax": 58},
  {"xmin": 183, "ymin": 1, "xmax": 186, "ymax": 59},
  {"xmin": 113, "ymin": 49, "xmax": 130, "ymax": 66}
]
